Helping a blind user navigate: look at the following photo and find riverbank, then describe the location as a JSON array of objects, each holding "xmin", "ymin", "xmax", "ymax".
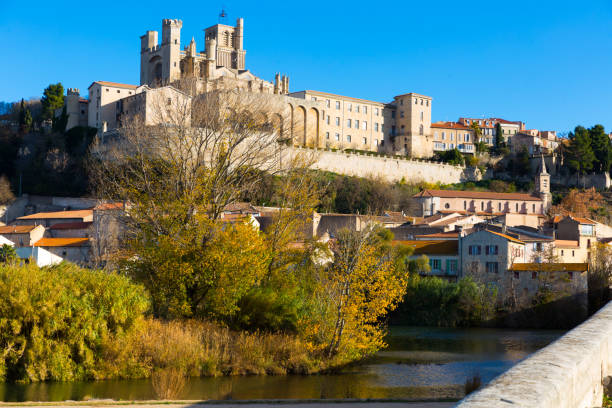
[{"xmin": 0, "ymin": 400, "xmax": 457, "ymax": 408}]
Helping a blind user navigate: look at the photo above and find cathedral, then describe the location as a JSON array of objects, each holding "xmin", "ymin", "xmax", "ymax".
[{"xmin": 139, "ymin": 18, "xmax": 289, "ymax": 95}]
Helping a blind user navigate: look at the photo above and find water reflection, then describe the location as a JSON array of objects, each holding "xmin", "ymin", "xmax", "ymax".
[{"xmin": 0, "ymin": 326, "xmax": 562, "ymax": 402}]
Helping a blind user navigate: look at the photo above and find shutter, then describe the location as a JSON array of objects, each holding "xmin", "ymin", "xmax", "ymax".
[{"xmin": 446, "ymin": 259, "xmax": 450, "ymax": 275}]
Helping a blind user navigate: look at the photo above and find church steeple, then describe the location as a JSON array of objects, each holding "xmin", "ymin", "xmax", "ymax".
[{"xmin": 535, "ymin": 154, "xmax": 551, "ymax": 212}]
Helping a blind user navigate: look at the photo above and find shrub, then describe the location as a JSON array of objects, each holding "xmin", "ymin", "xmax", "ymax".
[
  {"xmin": 0, "ymin": 262, "xmax": 149, "ymax": 382},
  {"xmin": 0, "ymin": 175, "xmax": 14, "ymax": 205},
  {"xmin": 151, "ymin": 368, "xmax": 187, "ymax": 400}
]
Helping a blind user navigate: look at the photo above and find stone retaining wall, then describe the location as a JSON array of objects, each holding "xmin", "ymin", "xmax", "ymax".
[
  {"xmin": 289, "ymin": 147, "xmax": 483, "ymax": 184},
  {"xmin": 457, "ymin": 301, "xmax": 612, "ymax": 408}
]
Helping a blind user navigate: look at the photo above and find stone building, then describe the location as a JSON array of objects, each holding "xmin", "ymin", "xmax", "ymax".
[{"xmin": 430, "ymin": 121, "xmax": 475, "ymax": 154}]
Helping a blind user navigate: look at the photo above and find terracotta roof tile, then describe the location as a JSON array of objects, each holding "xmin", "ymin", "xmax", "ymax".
[
  {"xmin": 510, "ymin": 263, "xmax": 588, "ymax": 272},
  {"xmin": 414, "ymin": 189, "xmax": 542, "ymax": 202},
  {"xmin": 34, "ymin": 237, "xmax": 90, "ymax": 247},
  {"xmin": 486, "ymin": 230, "xmax": 525, "ymax": 244},
  {"xmin": 18, "ymin": 210, "xmax": 93, "ymax": 220},
  {"xmin": 90, "ymin": 81, "xmax": 138, "ymax": 89},
  {"xmin": 0, "ymin": 225, "xmax": 38, "ymax": 234},
  {"xmin": 394, "ymin": 240, "xmax": 458, "ymax": 255}
]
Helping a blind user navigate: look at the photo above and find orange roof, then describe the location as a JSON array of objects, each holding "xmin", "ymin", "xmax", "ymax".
[
  {"xmin": 414, "ymin": 232, "xmax": 459, "ymax": 239},
  {"xmin": 34, "ymin": 237, "xmax": 90, "ymax": 247},
  {"xmin": 414, "ymin": 189, "xmax": 542, "ymax": 202},
  {"xmin": 17, "ymin": 210, "xmax": 93, "ymax": 220},
  {"xmin": 553, "ymin": 215, "xmax": 596, "ymax": 225},
  {"xmin": 431, "ymin": 121, "xmax": 471, "ymax": 130},
  {"xmin": 510, "ymin": 263, "xmax": 588, "ymax": 272},
  {"xmin": 394, "ymin": 240, "xmax": 458, "ymax": 255},
  {"xmin": 485, "ymin": 230, "xmax": 525, "ymax": 244},
  {"xmin": 89, "ymin": 81, "xmax": 138, "ymax": 90},
  {"xmin": 49, "ymin": 222, "xmax": 93, "ymax": 230},
  {"xmin": 0, "ymin": 225, "xmax": 39, "ymax": 234},
  {"xmin": 94, "ymin": 202, "xmax": 124, "ymax": 211}
]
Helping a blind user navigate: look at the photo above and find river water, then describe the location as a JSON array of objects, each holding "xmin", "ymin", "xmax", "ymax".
[{"xmin": 0, "ymin": 326, "xmax": 563, "ymax": 402}]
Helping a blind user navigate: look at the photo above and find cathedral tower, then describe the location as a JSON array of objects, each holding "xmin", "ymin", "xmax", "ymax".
[{"xmin": 203, "ymin": 18, "xmax": 246, "ymax": 70}]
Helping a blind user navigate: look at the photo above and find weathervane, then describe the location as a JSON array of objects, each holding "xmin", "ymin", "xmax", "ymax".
[{"xmin": 219, "ymin": 6, "xmax": 228, "ymax": 24}]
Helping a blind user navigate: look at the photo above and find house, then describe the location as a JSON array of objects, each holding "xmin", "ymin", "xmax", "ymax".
[
  {"xmin": 459, "ymin": 229, "xmax": 527, "ymax": 282},
  {"xmin": 15, "ymin": 210, "xmax": 94, "ymax": 227},
  {"xmin": 397, "ymin": 240, "xmax": 459, "ymax": 280},
  {"xmin": 33, "ymin": 237, "xmax": 91, "ymax": 265},
  {"xmin": 15, "ymin": 246, "xmax": 64, "ymax": 267},
  {"xmin": 0, "ymin": 225, "xmax": 45, "ymax": 247}
]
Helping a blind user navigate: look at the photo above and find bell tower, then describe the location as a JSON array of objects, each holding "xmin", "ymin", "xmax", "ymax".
[{"xmin": 535, "ymin": 154, "xmax": 551, "ymax": 212}]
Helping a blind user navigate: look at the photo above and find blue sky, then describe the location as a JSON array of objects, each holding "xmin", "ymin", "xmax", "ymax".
[{"xmin": 1, "ymin": 0, "xmax": 611, "ymax": 133}]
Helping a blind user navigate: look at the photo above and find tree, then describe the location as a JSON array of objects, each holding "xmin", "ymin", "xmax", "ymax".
[
  {"xmin": 438, "ymin": 148, "xmax": 464, "ymax": 165},
  {"xmin": 566, "ymin": 125, "xmax": 595, "ymax": 177},
  {"xmin": 90, "ymin": 89, "xmax": 311, "ymax": 319},
  {"xmin": 322, "ymin": 226, "xmax": 407, "ymax": 358},
  {"xmin": 18, "ymin": 99, "xmax": 32, "ymax": 133},
  {"xmin": 470, "ymin": 122, "xmax": 483, "ymax": 144},
  {"xmin": 0, "ymin": 175, "xmax": 14, "ymax": 204},
  {"xmin": 52, "ymin": 105, "xmax": 69, "ymax": 133},
  {"xmin": 551, "ymin": 188, "xmax": 604, "ymax": 219},
  {"xmin": 0, "ymin": 244, "xmax": 17, "ymax": 264},
  {"xmin": 493, "ymin": 123, "xmax": 509, "ymax": 156},
  {"xmin": 589, "ymin": 124, "xmax": 611, "ymax": 174},
  {"xmin": 41, "ymin": 82, "xmax": 64, "ymax": 121}
]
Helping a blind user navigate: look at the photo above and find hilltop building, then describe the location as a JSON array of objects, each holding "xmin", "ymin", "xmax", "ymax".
[{"xmin": 62, "ymin": 15, "xmax": 550, "ymax": 160}]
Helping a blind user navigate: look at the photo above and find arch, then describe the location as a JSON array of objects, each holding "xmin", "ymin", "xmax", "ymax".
[
  {"xmin": 306, "ymin": 107, "xmax": 320, "ymax": 147},
  {"xmin": 293, "ymin": 105, "xmax": 306, "ymax": 146},
  {"xmin": 149, "ymin": 56, "xmax": 163, "ymax": 84},
  {"xmin": 271, "ymin": 113, "xmax": 284, "ymax": 139},
  {"xmin": 223, "ymin": 31, "xmax": 230, "ymax": 46}
]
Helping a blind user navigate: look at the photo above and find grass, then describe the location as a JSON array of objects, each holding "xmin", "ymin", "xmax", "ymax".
[{"xmin": 100, "ymin": 318, "xmax": 320, "ymax": 381}]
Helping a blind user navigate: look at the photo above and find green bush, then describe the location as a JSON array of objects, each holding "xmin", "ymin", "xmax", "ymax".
[
  {"xmin": 392, "ymin": 274, "xmax": 497, "ymax": 327},
  {"xmin": 0, "ymin": 262, "xmax": 149, "ymax": 382}
]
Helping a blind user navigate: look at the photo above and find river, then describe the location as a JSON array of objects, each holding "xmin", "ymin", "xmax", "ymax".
[{"xmin": 0, "ymin": 326, "xmax": 562, "ymax": 402}]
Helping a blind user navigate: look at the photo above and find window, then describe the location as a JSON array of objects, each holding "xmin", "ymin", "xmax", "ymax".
[
  {"xmin": 363, "ymin": 106, "xmax": 367, "ymax": 114},
  {"xmin": 374, "ymin": 123, "xmax": 379, "ymax": 132},
  {"xmin": 419, "ymin": 124, "xmax": 424, "ymax": 135},
  {"xmin": 464, "ymin": 200, "xmax": 467, "ymax": 210},
  {"xmin": 561, "ymin": 250, "xmax": 565, "ymax": 256},
  {"xmin": 167, "ymin": 98, "xmax": 172, "ymax": 106},
  {"xmin": 347, "ymin": 119, "xmax": 351, "ymax": 127},
  {"xmin": 105, "ymin": 88, "xmax": 109, "ymax": 92},
  {"xmin": 414, "ymin": 98, "xmax": 418, "ymax": 105},
  {"xmin": 356, "ymin": 105, "xmax": 360, "ymax": 113},
  {"xmin": 375, "ymin": 107, "xmax": 379, "ymax": 116},
  {"xmin": 514, "ymin": 271, "xmax": 519, "ymax": 279},
  {"xmin": 532, "ymin": 204, "xmax": 536, "ymax": 213},
  {"xmin": 420, "ymin": 99, "xmax": 424, "ymax": 105},
  {"xmin": 117, "ymin": 90, "xmax": 120, "ymax": 93},
  {"xmin": 532, "ymin": 271, "xmax": 537, "ymax": 279},
  {"xmin": 391, "ymin": 111, "xmax": 396, "ymax": 119},
  {"xmin": 336, "ymin": 101, "xmax": 341, "ymax": 109},
  {"xmin": 426, "ymin": 100, "xmax": 429, "ymax": 107},
  {"xmin": 498, "ymin": 202, "xmax": 502, "ymax": 211},
  {"xmin": 326, "ymin": 116, "xmax": 330, "ymax": 125},
  {"xmin": 348, "ymin": 103, "xmax": 352, "ymax": 112},
  {"xmin": 347, "ymin": 135, "xmax": 352, "ymax": 142},
  {"xmin": 400, "ymin": 99, "xmax": 404, "ymax": 105},
  {"xmin": 568, "ymin": 272, "xmax": 573, "ymax": 280},
  {"xmin": 355, "ymin": 120, "xmax": 359, "ymax": 129},
  {"xmin": 468, "ymin": 245, "xmax": 482, "ymax": 255},
  {"xmin": 516, "ymin": 203, "xmax": 519, "ymax": 212},
  {"xmin": 447, "ymin": 260, "xmax": 458, "ymax": 274},
  {"xmin": 362, "ymin": 137, "xmax": 367, "ymax": 145},
  {"xmin": 336, "ymin": 117, "xmax": 340, "ymax": 126},
  {"xmin": 486, "ymin": 262, "xmax": 499, "ymax": 273},
  {"xmin": 420, "ymin": 111, "xmax": 424, "ymax": 121},
  {"xmin": 466, "ymin": 133, "xmax": 470, "ymax": 142},
  {"xmin": 580, "ymin": 225, "xmax": 594, "ymax": 236},
  {"xmin": 445, "ymin": 203, "xmax": 450, "ymax": 209},
  {"xmin": 450, "ymin": 133, "xmax": 454, "ymax": 141},
  {"xmin": 485, "ymin": 245, "xmax": 499, "ymax": 255},
  {"xmin": 335, "ymin": 133, "xmax": 340, "ymax": 141},
  {"xmin": 310, "ymin": 96, "xmax": 316, "ymax": 101},
  {"xmin": 429, "ymin": 259, "xmax": 442, "ymax": 271},
  {"xmin": 481, "ymin": 202, "xmax": 484, "ymax": 211},
  {"xmin": 326, "ymin": 99, "xmax": 331, "ymax": 108},
  {"xmin": 400, "ymin": 111, "xmax": 405, "ymax": 118},
  {"xmin": 326, "ymin": 132, "xmax": 330, "ymax": 139},
  {"xmin": 442, "ymin": 132, "xmax": 446, "ymax": 140},
  {"xmin": 362, "ymin": 121, "xmax": 367, "ymax": 130},
  {"xmin": 572, "ymin": 250, "xmax": 575, "ymax": 257}
]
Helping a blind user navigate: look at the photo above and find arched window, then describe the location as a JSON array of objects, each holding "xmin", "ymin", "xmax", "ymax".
[
  {"xmin": 481, "ymin": 202, "xmax": 484, "ymax": 211},
  {"xmin": 464, "ymin": 200, "xmax": 467, "ymax": 210},
  {"xmin": 223, "ymin": 31, "xmax": 230, "ymax": 46},
  {"xmin": 445, "ymin": 203, "xmax": 450, "ymax": 209},
  {"xmin": 419, "ymin": 124, "xmax": 424, "ymax": 135},
  {"xmin": 516, "ymin": 203, "xmax": 519, "ymax": 212}
]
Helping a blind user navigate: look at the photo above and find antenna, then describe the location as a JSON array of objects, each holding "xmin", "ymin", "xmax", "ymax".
[{"xmin": 219, "ymin": 7, "xmax": 228, "ymax": 24}]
